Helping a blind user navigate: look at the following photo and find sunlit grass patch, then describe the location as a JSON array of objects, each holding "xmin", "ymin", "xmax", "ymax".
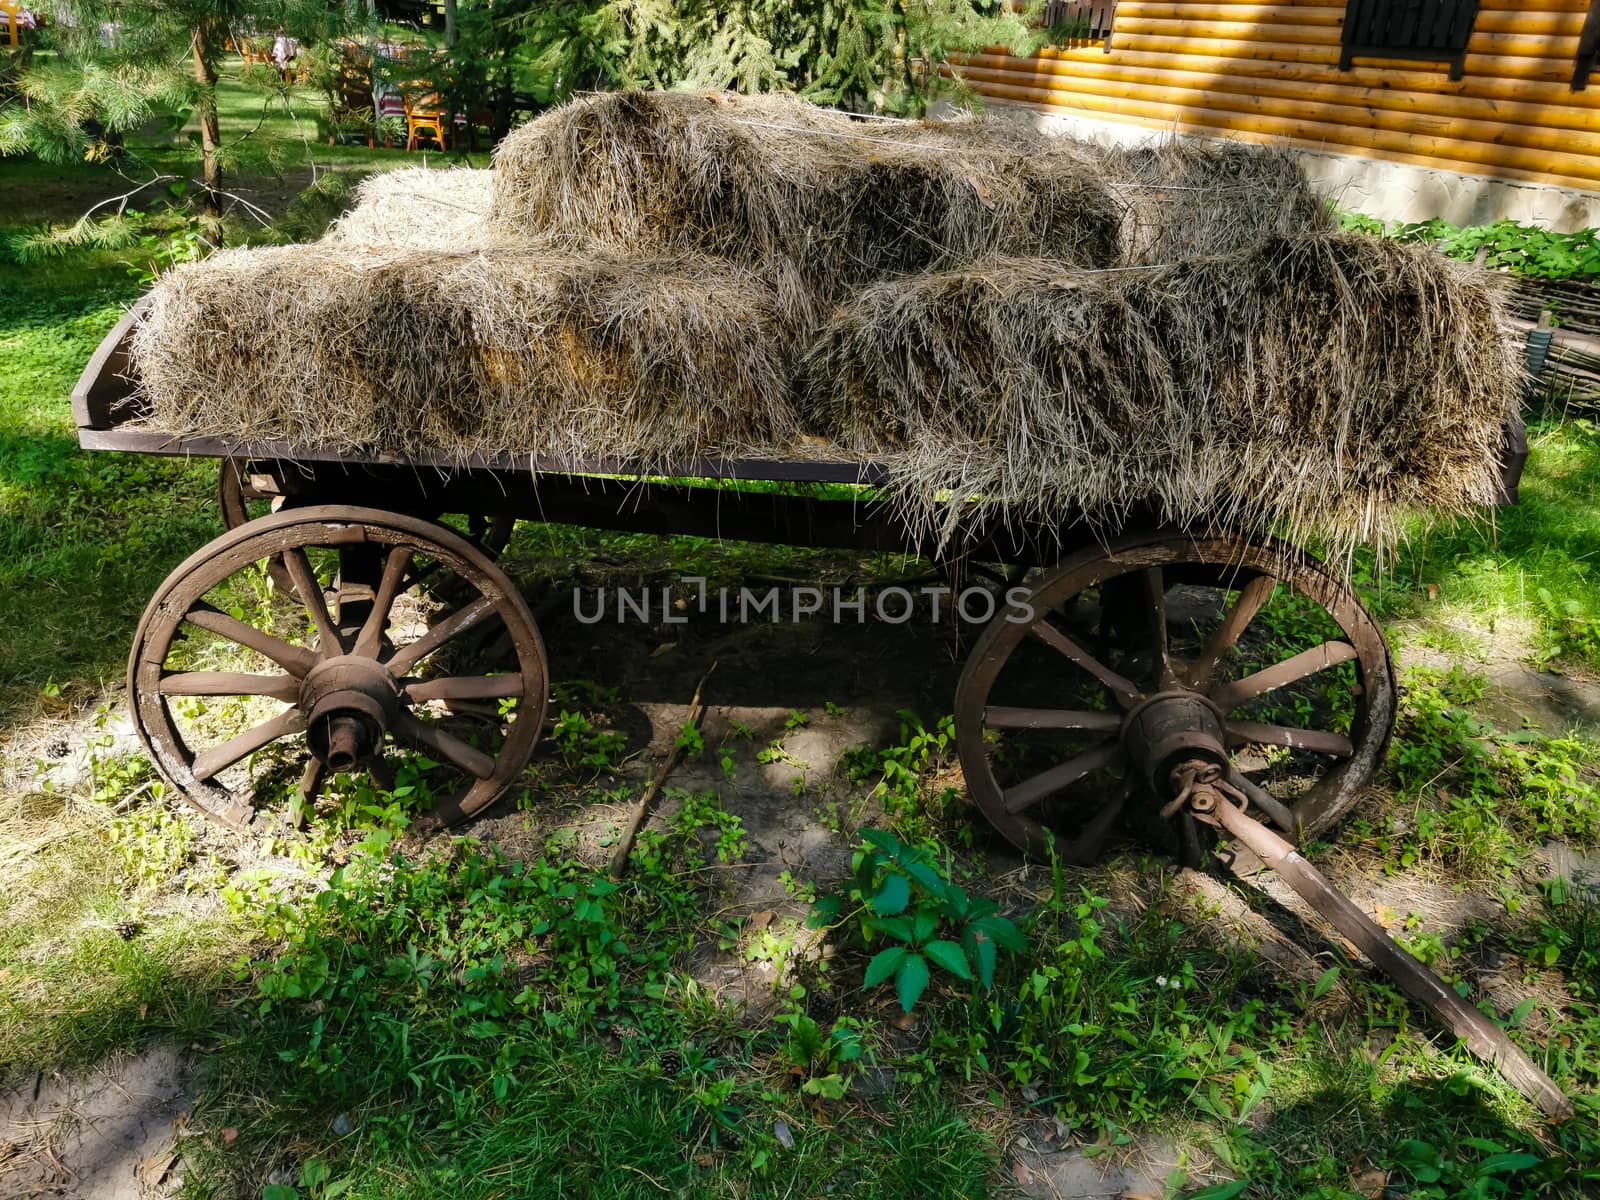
[
  {"xmin": 0, "ymin": 776, "xmax": 245, "ymax": 1070},
  {"xmin": 1381, "ymin": 421, "xmax": 1600, "ymax": 674}
]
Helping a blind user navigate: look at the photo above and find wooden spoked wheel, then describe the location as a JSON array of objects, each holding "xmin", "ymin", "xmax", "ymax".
[
  {"xmin": 129, "ymin": 506, "xmax": 548, "ymax": 831},
  {"xmin": 954, "ymin": 532, "xmax": 1395, "ymax": 861}
]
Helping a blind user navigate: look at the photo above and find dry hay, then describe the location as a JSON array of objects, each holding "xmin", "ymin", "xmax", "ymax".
[
  {"xmin": 1095, "ymin": 137, "xmax": 1335, "ymax": 264},
  {"xmin": 324, "ymin": 167, "xmax": 497, "ymax": 250},
  {"xmin": 1098, "ymin": 138, "xmax": 1332, "ymax": 263},
  {"xmin": 807, "ymin": 233, "xmax": 1522, "ymax": 556},
  {"xmin": 131, "ymin": 244, "xmax": 803, "ymax": 463},
  {"xmin": 490, "ymin": 90, "xmax": 1122, "ymax": 323},
  {"xmin": 129, "ymin": 90, "xmax": 1514, "ymax": 560}
]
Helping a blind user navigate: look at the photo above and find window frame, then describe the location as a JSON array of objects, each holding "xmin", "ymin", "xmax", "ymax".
[{"xmin": 1339, "ymin": 0, "xmax": 1482, "ymax": 82}]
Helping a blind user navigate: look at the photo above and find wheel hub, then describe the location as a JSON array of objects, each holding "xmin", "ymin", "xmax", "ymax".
[
  {"xmin": 1120, "ymin": 690, "xmax": 1230, "ymax": 801},
  {"xmin": 300, "ymin": 655, "xmax": 403, "ymax": 772}
]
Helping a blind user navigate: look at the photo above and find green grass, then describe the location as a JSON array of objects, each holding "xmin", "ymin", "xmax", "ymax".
[
  {"xmin": 0, "ymin": 254, "xmax": 217, "ymax": 716},
  {"xmin": 3, "ymin": 100, "xmax": 1600, "ymax": 1198},
  {"xmin": 1381, "ymin": 422, "xmax": 1600, "ymax": 671}
]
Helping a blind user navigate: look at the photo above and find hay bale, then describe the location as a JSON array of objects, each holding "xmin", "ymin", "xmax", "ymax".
[
  {"xmin": 131, "ymin": 244, "xmax": 804, "ymax": 464},
  {"xmin": 324, "ymin": 167, "xmax": 498, "ymax": 250},
  {"xmin": 1096, "ymin": 137, "xmax": 1334, "ymax": 264},
  {"xmin": 807, "ymin": 233, "xmax": 1522, "ymax": 555},
  {"xmin": 490, "ymin": 90, "xmax": 1122, "ymax": 321},
  {"xmin": 131, "ymin": 91, "xmax": 1499, "ymax": 563}
]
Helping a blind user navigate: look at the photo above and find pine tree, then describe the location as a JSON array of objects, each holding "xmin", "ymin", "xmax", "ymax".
[{"xmin": 1, "ymin": 0, "xmax": 353, "ymax": 230}]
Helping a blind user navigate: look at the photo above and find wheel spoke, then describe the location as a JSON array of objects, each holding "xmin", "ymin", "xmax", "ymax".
[
  {"xmin": 1226, "ymin": 719, "xmax": 1352, "ymax": 758},
  {"xmin": 1030, "ymin": 620, "xmax": 1142, "ymax": 708},
  {"xmin": 1004, "ymin": 741, "xmax": 1124, "ymax": 814},
  {"xmin": 355, "ymin": 546, "xmax": 414, "ymax": 660},
  {"xmin": 191, "ymin": 707, "xmax": 308, "ymax": 782},
  {"xmin": 1142, "ymin": 566, "xmax": 1176, "ymax": 690},
  {"xmin": 182, "ymin": 603, "xmax": 317, "ymax": 677},
  {"xmin": 385, "ymin": 596, "xmax": 498, "ymax": 677},
  {"xmin": 983, "ymin": 706, "xmax": 1121, "ymax": 734},
  {"xmin": 160, "ymin": 671, "xmax": 300, "ymax": 702},
  {"xmin": 1183, "ymin": 574, "xmax": 1277, "ymax": 690},
  {"xmin": 405, "ymin": 674, "xmax": 525, "ymax": 703},
  {"xmin": 1210, "ymin": 640, "xmax": 1359, "ymax": 712},
  {"xmin": 280, "ymin": 547, "xmax": 348, "ymax": 657},
  {"xmin": 289, "ymin": 757, "xmax": 326, "ymax": 829},
  {"xmin": 392, "ymin": 711, "xmax": 496, "ymax": 779}
]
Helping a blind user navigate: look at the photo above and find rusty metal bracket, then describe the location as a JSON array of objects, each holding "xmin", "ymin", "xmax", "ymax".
[{"xmin": 1169, "ymin": 762, "xmax": 1573, "ymax": 1122}]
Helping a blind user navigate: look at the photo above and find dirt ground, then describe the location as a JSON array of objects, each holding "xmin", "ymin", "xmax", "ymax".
[{"xmin": 0, "ymin": 1046, "xmax": 189, "ymax": 1200}]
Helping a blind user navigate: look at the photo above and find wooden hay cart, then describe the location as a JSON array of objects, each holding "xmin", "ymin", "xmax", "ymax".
[{"xmin": 72, "ymin": 298, "xmax": 1566, "ymax": 1117}]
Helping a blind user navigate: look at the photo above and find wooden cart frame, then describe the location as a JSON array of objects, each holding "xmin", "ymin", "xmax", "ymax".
[{"xmin": 75, "ymin": 298, "xmax": 1396, "ymax": 848}]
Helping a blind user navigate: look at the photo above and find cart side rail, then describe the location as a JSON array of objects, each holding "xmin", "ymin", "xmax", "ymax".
[{"xmin": 72, "ymin": 297, "xmax": 149, "ymax": 432}]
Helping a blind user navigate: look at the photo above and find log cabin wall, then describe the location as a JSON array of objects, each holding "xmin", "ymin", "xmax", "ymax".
[{"xmin": 951, "ymin": 1, "xmax": 1600, "ymax": 222}]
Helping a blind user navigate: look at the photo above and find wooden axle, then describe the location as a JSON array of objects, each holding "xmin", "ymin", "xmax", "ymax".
[{"xmin": 1168, "ymin": 764, "xmax": 1575, "ymax": 1122}]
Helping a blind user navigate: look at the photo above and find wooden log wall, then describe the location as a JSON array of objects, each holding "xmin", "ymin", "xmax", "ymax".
[{"xmin": 951, "ymin": 0, "xmax": 1600, "ymax": 194}]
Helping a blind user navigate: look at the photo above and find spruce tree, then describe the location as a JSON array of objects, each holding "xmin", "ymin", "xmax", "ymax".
[{"xmin": 520, "ymin": 0, "xmax": 1043, "ymax": 115}]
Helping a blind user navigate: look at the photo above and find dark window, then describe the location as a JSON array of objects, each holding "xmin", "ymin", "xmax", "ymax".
[
  {"xmin": 1042, "ymin": 1, "xmax": 1118, "ymax": 52},
  {"xmin": 1340, "ymin": 1, "xmax": 1481, "ymax": 81},
  {"xmin": 1576, "ymin": 0, "xmax": 1600, "ymax": 91}
]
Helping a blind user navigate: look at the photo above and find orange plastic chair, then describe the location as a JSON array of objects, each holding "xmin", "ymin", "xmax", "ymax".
[
  {"xmin": 403, "ymin": 90, "xmax": 448, "ymax": 152},
  {"xmin": 237, "ymin": 35, "xmax": 273, "ymax": 66}
]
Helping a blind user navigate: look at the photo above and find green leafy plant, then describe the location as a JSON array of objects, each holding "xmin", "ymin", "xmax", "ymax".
[
  {"xmin": 250, "ymin": 792, "xmax": 747, "ymax": 1107},
  {"xmin": 1352, "ymin": 668, "xmax": 1600, "ymax": 879},
  {"xmin": 1386, "ymin": 1138, "xmax": 1543, "ymax": 1199},
  {"xmin": 648, "ymin": 789, "xmax": 747, "ymax": 867},
  {"xmin": 550, "ymin": 708, "xmax": 627, "ymax": 770},
  {"xmin": 1532, "ymin": 586, "xmax": 1600, "ymax": 667},
  {"xmin": 1343, "ymin": 212, "xmax": 1600, "ymax": 280},
  {"xmin": 108, "ymin": 799, "xmax": 192, "ymax": 885},
  {"xmin": 839, "ymin": 711, "xmax": 963, "ymax": 841},
  {"xmin": 756, "ymin": 737, "xmax": 803, "ymax": 767},
  {"xmin": 777, "ymin": 869, "xmax": 815, "ymax": 904},
  {"xmin": 123, "ymin": 209, "xmax": 204, "ymax": 286},
  {"xmin": 675, "ymin": 720, "xmax": 706, "ymax": 756},
  {"xmin": 261, "ymin": 1158, "xmax": 352, "ymax": 1200},
  {"xmin": 777, "ymin": 1007, "xmax": 865, "ymax": 1100},
  {"xmin": 809, "ymin": 828, "xmax": 1025, "ymax": 1011}
]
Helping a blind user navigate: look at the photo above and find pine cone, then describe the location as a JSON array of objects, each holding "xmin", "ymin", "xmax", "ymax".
[
  {"xmin": 114, "ymin": 919, "xmax": 142, "ymax": 941},
  {"xmin": 659, "ymin": 1049, "xmax": 683, "ymax": 1077}
]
